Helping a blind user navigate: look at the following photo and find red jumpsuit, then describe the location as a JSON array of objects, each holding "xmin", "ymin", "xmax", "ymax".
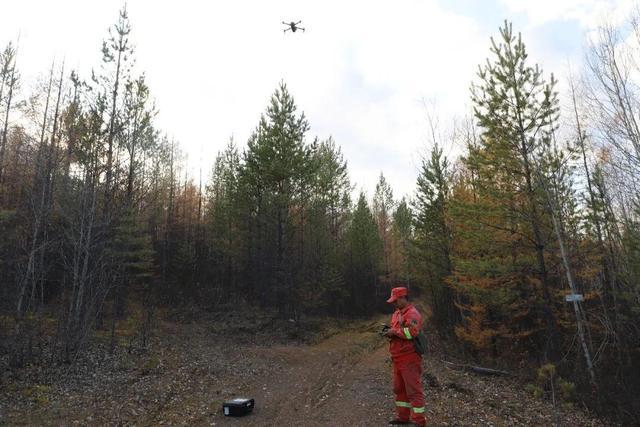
[{"xmin": 388, "ymin": 304, "xmax": 426, "ymax": 426}]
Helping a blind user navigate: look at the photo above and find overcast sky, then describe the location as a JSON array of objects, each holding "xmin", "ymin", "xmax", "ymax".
[{"xmin": 1, "ymin": 0, "xmax": 636, "ymax": 199}]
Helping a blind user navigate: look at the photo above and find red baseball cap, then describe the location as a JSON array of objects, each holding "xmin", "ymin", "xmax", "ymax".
[{"xmin": 386, "ymin": 286, "xmax": 408, "ymax": 303}]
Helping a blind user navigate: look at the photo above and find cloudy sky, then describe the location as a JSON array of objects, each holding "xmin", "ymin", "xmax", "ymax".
[{"xmin": 1, "ymin": 0, "xmax": 636, "ymax": 199}]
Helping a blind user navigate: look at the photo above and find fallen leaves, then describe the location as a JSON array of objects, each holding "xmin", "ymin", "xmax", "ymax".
[{"xmin": 0, "ymin": 313, "xmax": 608, "ymax": 426}]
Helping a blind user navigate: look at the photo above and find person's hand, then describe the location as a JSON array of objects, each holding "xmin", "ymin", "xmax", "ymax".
[{"xmin": 378, "ymin": 324, "xmax": 390, "ymax": 337}]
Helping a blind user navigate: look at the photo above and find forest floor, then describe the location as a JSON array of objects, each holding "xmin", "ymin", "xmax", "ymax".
[{"xmin": 1, "ymin": 307, "xmax": 607, "ymax": 426}]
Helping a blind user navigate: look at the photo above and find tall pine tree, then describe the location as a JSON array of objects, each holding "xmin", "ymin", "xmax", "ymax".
[{"xmin": 452, "ymin": 21, "xmax": 562, "ymax": 359}]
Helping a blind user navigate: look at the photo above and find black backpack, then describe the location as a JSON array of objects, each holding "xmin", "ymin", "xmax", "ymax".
[{"xmin": 413, "ymin": 331, "xmax": 427, "ymax": 355}]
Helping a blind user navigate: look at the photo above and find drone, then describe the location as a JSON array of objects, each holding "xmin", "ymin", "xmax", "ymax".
[{"xmin": 282, "ymin": 20, "xmax": 305, "ymax": 33}]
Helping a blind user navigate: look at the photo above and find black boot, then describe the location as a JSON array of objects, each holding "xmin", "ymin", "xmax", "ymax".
[{"xmin": 388, "ymin": 420, "xmax": 411, "ymax": 425}]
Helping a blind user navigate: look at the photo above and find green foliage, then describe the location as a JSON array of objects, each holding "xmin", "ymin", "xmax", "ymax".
[
  {"xmin": 557, "ymin": 377, "xmax": 576, "ymax": 402},
  {"xmin": 111, "ymin": 210, "xmax": 155, "ymax": 280},
  {"xmin": 412, "ymin": 144, "xmax": 456, "ymax": 331},
  {"xmin": 23, "ymin": 384, "xmax": 51, "ymax": 406},
  {"xmin": 198, "ymin": 83, "xmax": 382, "ymax": 318},
  {"xmin": 344, "ymin": 192, "xmax": 383, "ymax": 313},
  {"xmin": 391, "ymin": 198, "xmax": 412, "ymax": 285},
  {"xmin": 537, "ymin": 363, "xmax": 556, "ymax": 383},
  {"xmin": 139, "ymin": 354, "xmax": 161, "ymax": 376},
  {"xmin": 451, "ymin": 20, "xmax": 563, "ymax": 357},
  {"xmin": 392, "ymin": 198, "xmax": 412, "ymax": 242},
  {"xmin": 534, "ymin": 363, "xmax": 576, "ymax": 404},
  {"xmin": 310, "ymin": 137, "xmax": 351, "ymax": 238},
  {"xmin": 204, "ymin": 140, "xmax": 241, "ymax": 296},
  {"xmin": 236, "ymin": 82, "xmax": 314, "ymax": 314},
  {"xmin": 373, "ymin": 173, "xmax": 395, "ymax": 291},
  {"xmin": 295, "ymin": 139, "xmax": 352, "ymax": 314},
  {"xmin": 525, "ymin": 383, "xmax": 544, "ymax": 399}
]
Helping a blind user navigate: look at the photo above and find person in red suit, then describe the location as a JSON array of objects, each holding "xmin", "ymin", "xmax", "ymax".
[{"xmin": 383, "ymin": 286, "xmax": 426, "ymax": 426}]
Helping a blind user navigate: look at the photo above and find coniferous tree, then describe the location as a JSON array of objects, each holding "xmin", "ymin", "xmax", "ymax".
[
  {"xmin": 96, "ymin": 5, "xmax": 133, "ymax": 220},
  {"xmin": 302, "ymin": 138, "xmax": 351, "ymax": 314},
  {"xmin": 453, "ymin": 21, "xmax": 562, "ymax": 359},
  {"xmin": 238, "ymin": 82, "xmax": 312, "ymax": 315},
  {"xmin": 391, "ymin": 197, "xmax": 412, "ymax": 287},
  {"xmin": 413, "ymin": 144, "xmax": 457, "ymax": 332},
  {"xmin": 345, "ymin": 192, "xmax": 383, "ymax": 313},
  {"xmin": 373, "ymin": 173, "xmax": 395, "ymax": 294},
  {"xmin": 205, "ymin": 140, "xmax": 241, "ymax": 302}
]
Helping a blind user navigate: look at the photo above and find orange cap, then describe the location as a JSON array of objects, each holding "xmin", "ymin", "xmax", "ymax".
[{"xmin": 386, "ymin": 287, "xmax": 408, "ymax": 303}]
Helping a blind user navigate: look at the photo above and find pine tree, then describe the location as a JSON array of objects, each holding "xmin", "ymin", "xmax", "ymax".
[
  {"xmin": 373, "ymin": 173, "xmax": 395, "ymax": 294},
  {"xmin": 96, "ymin": 5, "xmax": 133, "ymax": 220},
  {"xmin": 391, "ymin": 197, "xmax": 412, "ymax": 287},
  {"xmin": 345, "ymin": 192, "xmax": 383, "ymax": 313},
  {"xmin": 238, "ymin": 82, "xmax": 313, "ymax": 315},
  {"xmin": 311, "ymin": 137, "xmax": 350, "ymax": 240},
  {"xmin": 412, "ymin": 144, "xmax": 457, "ymax": 331},
  {"xmin": 453, "ymin": 21, "xmax": 562, "ymax": 359},
  {"xmin": 122, "ymin": 74, "xmax": 155, "ymax": 204},
  {"xmin": 301, "ymin": 138, "xmax": 351, "ymax": 314},
  {"xmin": 205, "ymin": 140, "xmax": 241, "ymax": 301}
]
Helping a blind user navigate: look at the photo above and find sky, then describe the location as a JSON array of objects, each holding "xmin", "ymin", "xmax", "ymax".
[{"xmin": 0, "ymin": 0, "xmax": 636, "ymax": 200}]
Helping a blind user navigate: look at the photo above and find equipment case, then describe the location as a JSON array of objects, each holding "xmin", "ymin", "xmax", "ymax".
[{"xmin": 222, "ymin": 398, "xmax": 255, "ymax": 416}]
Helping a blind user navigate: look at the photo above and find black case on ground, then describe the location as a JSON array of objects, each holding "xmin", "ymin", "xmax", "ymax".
[{"xmin": 222, "ymin": 398, "xmax": 255, "ymax": 416}]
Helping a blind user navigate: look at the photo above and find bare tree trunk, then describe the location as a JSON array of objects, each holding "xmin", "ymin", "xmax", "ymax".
[
  {"xmin": 569, "ymin": 74, "xmax": 625, "ymax": 363},
  {"xmin": 16, "ymin": 61, "xmax": 54, "ymax": 316},
  {"xmin": 0, "ymin": 43, "xmax": 18, "ymax": 188},
  {"xmin": 545, "ymin": 189, "xmax": 597, "ymax": 387},
  {"xmin": 585, "ymin": 20, "xmax": 640, "ymax": 370},
  {"xmin": 36, "ymin": 60, "xmax": 65, "ymax": 309},
  {"xmin": 63, "ymin": 129, "xmax": 102, "ymax": 361}
]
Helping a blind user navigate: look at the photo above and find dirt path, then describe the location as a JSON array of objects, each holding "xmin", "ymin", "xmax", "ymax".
[
  {"xmin": 210, "ymin": 320, "xmax": 604, "ymax": 427},
  {"xmin": 1, "ymin": 317, "xmax": 606, "ymax": 426},
  {"xmin": 216, "ymin": 324, "xmax": 390, "ymax": 426}
]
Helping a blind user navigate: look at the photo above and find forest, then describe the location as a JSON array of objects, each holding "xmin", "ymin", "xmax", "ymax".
[{"xmin": 1, "ymin": 6, "xmax": 639, "ymax": 425}]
